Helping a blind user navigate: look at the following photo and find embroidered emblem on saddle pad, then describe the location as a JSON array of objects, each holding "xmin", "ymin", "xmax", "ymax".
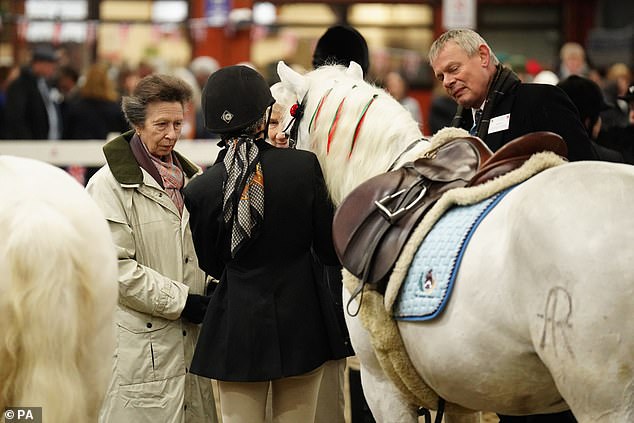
[{"xmin": 393, "ymin": 187, "xmax": 513, "ymax": 321}]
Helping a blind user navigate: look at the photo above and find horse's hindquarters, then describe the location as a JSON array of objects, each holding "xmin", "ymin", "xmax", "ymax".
[{"xmin": 399, "ymin": 162, "xmax": 634, "ymax": 419}]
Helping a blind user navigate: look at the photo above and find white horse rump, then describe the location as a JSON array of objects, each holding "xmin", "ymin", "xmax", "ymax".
[{"xmin": 0, "ymin": 156, "xmax": 118, "ymax": 422}]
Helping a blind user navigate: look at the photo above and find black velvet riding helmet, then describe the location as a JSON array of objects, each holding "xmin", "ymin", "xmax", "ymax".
[
  {"xmin": 202, "ymin": 65, "xmax": 275, "ymax": 134},
  {"xmin": 312, "ymin": 25, "xmax": 369, "ymax": 77}
]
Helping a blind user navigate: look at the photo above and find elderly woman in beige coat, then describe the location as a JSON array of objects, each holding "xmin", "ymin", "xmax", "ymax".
[{"xmin": 87, "ymin": 74, "xmax": 218, "ymax": 423}]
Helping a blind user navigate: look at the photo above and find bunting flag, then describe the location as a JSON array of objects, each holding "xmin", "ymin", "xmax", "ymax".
[
  {"xmin": 52, "ymin": 20, "xmax": 62, "ymax": 45},
  {"xmin": 118, "ymin": 22, "xmax": 130, "ymax": 43},
  {"xmin": 8, "ymin": 16, "xmax": 263, "ymax": 44},
  {"xmin": 86, "ymin": 20, "xmax": 97, "ymax": 44},
  {"xmin": 190, "ymin": 18, "xmax": 208, "ymax": 42}
]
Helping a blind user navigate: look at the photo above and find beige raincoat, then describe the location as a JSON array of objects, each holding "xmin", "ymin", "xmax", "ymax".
[{"xmin": 87, "ymin": 131, "xmax": 217, "ymax": 423}]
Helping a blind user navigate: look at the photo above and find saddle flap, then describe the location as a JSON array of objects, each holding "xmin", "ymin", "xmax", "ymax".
[
  {"xmin": 332, "ymin": 167, "xmax": 419, "ymax": 280},
  {"xmin": 333, "ymin": 137, "xmax": 484, "ymax": 286}
]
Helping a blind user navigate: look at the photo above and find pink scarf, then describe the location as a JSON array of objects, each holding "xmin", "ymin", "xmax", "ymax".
[{"xmin": 149, "ymin": 151, "xmax": 185, "ymax": 215}]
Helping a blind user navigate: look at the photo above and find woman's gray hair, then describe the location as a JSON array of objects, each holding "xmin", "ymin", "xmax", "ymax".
[
  {"xmin": 121, "ymin": 73, "xmax": 193, "ymax": 127},
  {"xmin": 428, "ymin": 28, "xmax": 500, "ymax": 66}
]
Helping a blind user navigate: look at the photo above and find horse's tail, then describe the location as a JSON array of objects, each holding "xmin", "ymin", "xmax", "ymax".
[{"xmin": 0, "ymin": 198, "xmax": 109, "ymax": 422}]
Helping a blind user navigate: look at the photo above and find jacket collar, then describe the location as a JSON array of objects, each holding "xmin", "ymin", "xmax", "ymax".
[{"xmin": 103, "ymin": 129, "xmax": 200, "ymax": 185}]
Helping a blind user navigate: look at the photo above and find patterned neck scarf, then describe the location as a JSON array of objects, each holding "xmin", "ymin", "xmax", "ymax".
[
  {"xmin": 222, "ymin": 136, "xmax": 265, "ymax": 258},
  {"xmin": 148, "ymin": 147, "xmax": 185, "ymax": 216}
]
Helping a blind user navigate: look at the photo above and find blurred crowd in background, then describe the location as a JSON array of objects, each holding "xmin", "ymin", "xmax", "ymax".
[{"xmin": 0, "ymin": 32, "xmax": 633, "ymax": 182}]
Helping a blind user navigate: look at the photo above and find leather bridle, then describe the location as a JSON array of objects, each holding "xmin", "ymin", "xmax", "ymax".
[{"xmin": 282, "ymin": 96, "xmax": 307, "ymax": 149}]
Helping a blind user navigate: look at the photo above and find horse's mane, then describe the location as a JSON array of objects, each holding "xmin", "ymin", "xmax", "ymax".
[
  {"xmin": 281, "ymin": 63, "xmax": 430, "ymax": 205},
  {"xmin": 0, "ymin": 157, "xmax": 117, "ymax": 423}
]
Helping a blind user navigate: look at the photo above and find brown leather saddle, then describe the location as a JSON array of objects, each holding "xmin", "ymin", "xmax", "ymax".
[{"xmin": 333, "ymin": 131, "xmax": 567, "ymax": 294}]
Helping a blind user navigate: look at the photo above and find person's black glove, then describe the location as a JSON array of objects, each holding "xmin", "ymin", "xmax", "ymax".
[
  {"xmin": 206, "ymin": 279, "xmax": 218, "ymax": 296},
  {"xmin": 181, "ymin": 294, "xmax": 211, "ymax": 324}
]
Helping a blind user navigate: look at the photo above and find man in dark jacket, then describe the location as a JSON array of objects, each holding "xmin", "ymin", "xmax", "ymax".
[
  {"xmin": 1, "ymin": 45, "xmax": 61, "ymax": 140},
  {"xmin": 429, "ymin": 28, "xmax": 597, "ymax": 163},
  {"xmin": 429, "ymin": 28, "xmax": 585, "ymax": 423}
]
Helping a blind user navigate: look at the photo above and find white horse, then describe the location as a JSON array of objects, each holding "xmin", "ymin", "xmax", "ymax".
[
  {"xmin": 0, "ymin": 156, "xmax": 118, "ymax": 423},
  {"xmin": 276, "ymin": 61, "xmax": 634, "ymax": 423}
]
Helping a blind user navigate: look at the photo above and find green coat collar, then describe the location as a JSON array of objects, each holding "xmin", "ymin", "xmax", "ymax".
[{"xmin": 103, "ymin": 130, "xmax": 200, "ymax": 185}]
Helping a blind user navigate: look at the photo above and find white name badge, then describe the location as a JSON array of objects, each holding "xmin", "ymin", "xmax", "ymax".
[{"xmin": 488, "ymin": 113, "xmax": 510, "ymax": 134}]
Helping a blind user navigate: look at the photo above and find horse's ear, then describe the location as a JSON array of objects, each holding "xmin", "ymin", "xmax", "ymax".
[
  {"xmin": 277, "ymin": 61, "xmax": 307, "ymax": 100},
  {"xmin": 346, "ymin": 61, "xmax": 364, "ymax": 80}
]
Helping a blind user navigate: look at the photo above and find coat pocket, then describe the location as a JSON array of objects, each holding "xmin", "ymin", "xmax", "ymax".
[{"xmin": 115, "ymin": 308, "xmax": 186, "ymax": 385}]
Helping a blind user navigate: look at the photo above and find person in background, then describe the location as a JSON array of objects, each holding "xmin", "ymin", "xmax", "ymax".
[
  {"xmin": 115, "ymin": 63, "xmax": 140, "ymax": 98},
  {"xmin": 171, "ymin": 66, "xmax": 202, "ymax": 140},
  {"xmin": 557, "ymin": 75, "xmax": 624, "ymax": 162},
  {"xmin": 557, "ymin": 42, "xmax": 590, "ymax": 80},
  {"xmin": 313, "ymin": 24, "xmax": 370, "ymax": 78},
  {"xmin": 63, "ymin": 63, "xmax": 128, "ymax": 140},
  {"xmin": 429, "ymin": 28, "xmax": 597, "ymax": 163},
  {"xmin": 86, "ymin": 73, "xmax": 218, "ymax": 423},
  {"xmin": 56, "ymin": 64, "xmax": 80, "ymax": 106},
  {"xmin": 63, "ymin": 63, "xmax": 129, "ymax": 184},
  {"xmin": 599, "ymin": 84, "xmax": 634, "ymax": 165},
  {"xmin": 184, "ymin": 65, "xmax": 343, "ymax": 423},
  {"xmin": 1, "ymin": 44, "xmax": 61, "ymax": 140},
  {"xmin": 428, "ymin": 78, "xmax": 458, "ymax": 136},
  {"xmin": 0, "ymin": 63, "xmax": 19, "ymax": 123},
  {"xmin": 136, "ymin": 59, "xmax": 156, "ymax": 79},
  {"xmin": 53, "ymin": 64, "xmax": 79, "ymax": 183},
  {"xmin": 190, "ymin": 56, "xmax": 220, "ymax": 93},
  {"xmin": 600, "ymin": 62, "xmax": 632, "ymax": 132},
  {"xmin": 189, "ymin": 56, "xmax": 220, "ymax": 139},
  {"xmin": 0, "ymin": 64, "xmax": 17, "ymax": 100},
  {"xmin": 384, "ymin": 70, "xmax": 423, "ymax": 125},
  {"xmin": 429, "ymin": 28, "xmax": 590, "ymax": 423}
]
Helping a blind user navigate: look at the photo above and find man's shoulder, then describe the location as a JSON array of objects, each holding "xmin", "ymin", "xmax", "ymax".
[
  {"xmin": 516, "ymin": 82, "xmax": 565, "ymax": 99},
  {"xmin": 505, "ymin": 83, "xmax": 570, "ymax": 113},
  {"xmin": 7, "ymin": 71, "xmax": 36, "ymax": 92}
]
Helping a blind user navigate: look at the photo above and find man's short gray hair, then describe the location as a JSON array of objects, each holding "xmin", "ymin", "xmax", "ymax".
[{"xmin": 428, "ymin": 28, "xmax": 499, "ymax": 66}]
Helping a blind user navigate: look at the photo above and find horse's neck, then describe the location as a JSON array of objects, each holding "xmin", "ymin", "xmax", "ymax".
[
  {"xmin": 301, "ymin": 73, "xmax": 428, "ymax": 205},
  {"xmin": 318, "ymin": 124, "xmax": 427, "ymax": 206}
]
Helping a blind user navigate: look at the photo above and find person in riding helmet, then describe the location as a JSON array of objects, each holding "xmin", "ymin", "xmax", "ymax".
[{"xmin": 183, "ymin": 65, "xmax": 347, "ymax": 423}]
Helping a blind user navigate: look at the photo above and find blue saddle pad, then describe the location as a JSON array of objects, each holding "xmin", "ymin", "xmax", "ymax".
[{"xmin": 393, "ymin": 188, "xmax": 513, "ymax": 321}]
